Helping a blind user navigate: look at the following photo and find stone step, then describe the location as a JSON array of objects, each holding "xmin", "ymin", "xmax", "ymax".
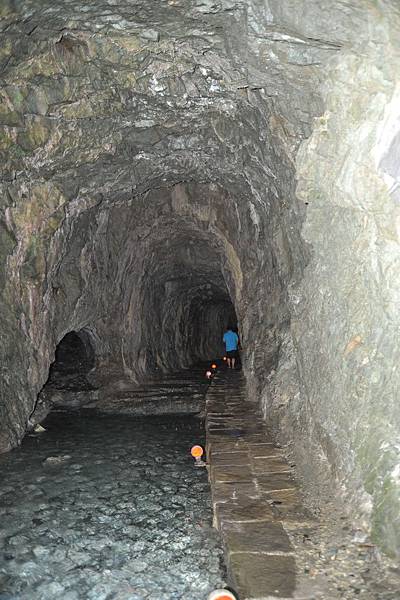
[{"xmin": 205, "ymin": 370, "xmax": 317, "ymax": 600}]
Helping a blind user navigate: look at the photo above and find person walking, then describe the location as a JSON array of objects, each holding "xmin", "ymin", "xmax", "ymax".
[{"xmin": 223, "ymin": 325, "xmax": 239, "ymax": 369}]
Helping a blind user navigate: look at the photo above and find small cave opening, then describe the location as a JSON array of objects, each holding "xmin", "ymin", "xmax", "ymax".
[
  {"xmin": 32, "ymin": 330, "xmax": 97, "ymax": 425},
  {"xmin": 44, "ymin": 330, "xmax": 95, "ymax": 392}
]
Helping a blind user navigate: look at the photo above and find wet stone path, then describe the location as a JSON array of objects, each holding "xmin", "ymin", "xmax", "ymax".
[
  {"xmin": 0, "ymin": 409, "xmax": 226, "ymax": 599},
  {"xmin": 206, "ymin": 370, "xmax": 400, "ymax": 600}
]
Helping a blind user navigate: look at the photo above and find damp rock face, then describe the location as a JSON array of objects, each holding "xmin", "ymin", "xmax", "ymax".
[{"xmin": 1, "ymin": 0, "xmax": 400, "ymax": 556}]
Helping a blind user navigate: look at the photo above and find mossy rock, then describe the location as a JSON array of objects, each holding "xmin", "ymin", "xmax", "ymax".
[
  {"xmin": 21, "ymin": 235, "xmax": 45, "ymax": 281},
  {"xmin": 17, "ymin": 117, "xmax": 51, "ymax": 151},
  {"xmin": 0, "ymin": 0, "xmax": 16, "ymax": 18},
  {"xmin": 0, "ymin": 222, "xmax": 17, "ymax": 289},
  {"xmin": 0, "ymin": 109, "xmax": 23, "ymax": 127},
  {"xmin": 0, "ymin": 129, "xmax": 14, "ymax": 153}
]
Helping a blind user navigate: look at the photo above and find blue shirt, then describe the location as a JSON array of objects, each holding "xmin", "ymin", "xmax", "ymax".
[{"xmin": 223, "ymin": 330, "xmax": 239, "ymax": 351}]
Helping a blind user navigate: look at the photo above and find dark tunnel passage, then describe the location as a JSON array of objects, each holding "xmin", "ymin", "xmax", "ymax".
[
  {"xmin": 137, "ymin": 226, "xmax": 240, "ymax": 374},
  {"xmin": 34, "ymin": 330, "xmax": 98, "ymax": 420},
  {"xmin": 187, "ymin": 294, "xmax": 238, "ymax": 362},
  {"xmin": 48, "ymin": 330, "xmax": 95, "ymax": 380},
  {"xmin": 35, "ymin": 197, "xmax": 242, "ymax": 414}
]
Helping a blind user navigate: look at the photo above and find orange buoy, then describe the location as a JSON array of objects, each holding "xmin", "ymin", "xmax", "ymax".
[{"xmin": 190, "ymin": 445, "xmax": 204, "ymax": 459}]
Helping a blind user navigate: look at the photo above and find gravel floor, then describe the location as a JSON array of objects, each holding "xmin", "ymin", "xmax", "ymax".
[
  {"xmin": 0, "ymin": 413, "xmax": 226, "ymax": 600},
  {"xmin": 286, "ymin": 499, "xmax": 400, "ymax": 600}
]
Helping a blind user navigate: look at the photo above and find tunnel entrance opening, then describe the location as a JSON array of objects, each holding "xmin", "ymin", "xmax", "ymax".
[
  {"xmin": 50, "ymin": 331, "xmax": 94, "ymax": 378},
  {"xmin": 34, "ymin": 329, "xmax": 97, "ymax": 420},
  {"xmin": 31, "ymin": 330, "xmax": 97, "ymax": 426},
  {"xmin": 47, "ymin": 330, "xmax": 95, "ymax": 387}
]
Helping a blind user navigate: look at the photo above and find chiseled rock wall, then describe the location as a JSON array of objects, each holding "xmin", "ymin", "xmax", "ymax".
[
  {"xmin": 298, "ymin": 49, "xmax": 400, "ymax": 555},
  {"xmin": 263, "ymin": 1, "xmax": 400, "ymax": 556}
]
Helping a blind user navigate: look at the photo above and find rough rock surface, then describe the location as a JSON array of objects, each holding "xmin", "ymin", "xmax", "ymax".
[
  {"xmin": 1, "ymin": 0, "xmax": 400, "ymax": 557},
  {"xmin": 0, "ymin": 411, "xmax": 225, "ymax": 599},
  {"xmin": 206, "ymin": 369, "xmax": 400, "ymax": 599}
]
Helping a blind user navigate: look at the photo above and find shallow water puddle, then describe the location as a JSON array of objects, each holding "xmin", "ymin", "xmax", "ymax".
[{"xmin": 0, "ymin": 413, "xmax": 225, "ymax": 600}]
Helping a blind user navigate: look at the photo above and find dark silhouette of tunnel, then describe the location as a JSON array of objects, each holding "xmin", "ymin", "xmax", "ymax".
[{"xmin": 46, "ymin": 330, "xmax": 95, "ymax": 389}]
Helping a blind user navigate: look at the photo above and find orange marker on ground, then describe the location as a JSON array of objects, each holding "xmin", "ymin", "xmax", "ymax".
[
  {"xmin": 190, "ymin": 445, "xmax": 206, "ymax": 468},
  {"xmin": 207, "ymin": 590, "xmax": 237, "ymax": 600},
  {"xmin": 190, "ymin": 445, "xmax": 204, "ymax": 459}
]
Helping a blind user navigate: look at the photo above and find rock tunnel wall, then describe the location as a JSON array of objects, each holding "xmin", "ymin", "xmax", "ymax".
[
  {"xmin": 1, "ymin": 0, "xmax": 400, "ymax": 556},
  {"xmin": 258, "ymin": 1, "xmax": 400, "ymax": 557}
]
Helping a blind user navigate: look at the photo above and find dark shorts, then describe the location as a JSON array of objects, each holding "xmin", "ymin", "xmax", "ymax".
[{"xmin": 226, "ymin": 349, "xmax": 238, "ymax": 358}]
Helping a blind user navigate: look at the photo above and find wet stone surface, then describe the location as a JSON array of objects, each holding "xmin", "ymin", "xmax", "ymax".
[
  {"xmin": 206, "ymin": 369, "xmax": 400, "ymax": 600},
  {"xmin": 0, "ymin": 413, "xmax": 226, "ymax": 599}
]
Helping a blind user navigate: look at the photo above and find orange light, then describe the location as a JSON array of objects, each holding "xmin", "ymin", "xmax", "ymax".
[
  {"xmin": 191, "ymin": 445, "xmax": 204, "ymax": 458},
  {"xmin": 207, "ymin": 591, "xmax": 237, "ymax": 600},
  {"xmin": 211, "ymin": 363, "xmax": 217, "ymax": 369}
]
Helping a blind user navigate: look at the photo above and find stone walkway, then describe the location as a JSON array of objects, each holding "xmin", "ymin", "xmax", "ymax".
[
  {"xmin": 205, "ymin": 369, "xmax": 316, "ymax": 600},
  {"xmin": 205, "ymin": 368, "xmax": 400, "ymax": 600}
]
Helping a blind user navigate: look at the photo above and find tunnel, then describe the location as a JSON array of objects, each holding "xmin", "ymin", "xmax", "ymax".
[
  {"xmin": 0, "ymin": 0, "xmax": 400, "ymax": 594},
  {"xmin": 48, "ymin": 330, "xmax": 95, "ymax": 380}
]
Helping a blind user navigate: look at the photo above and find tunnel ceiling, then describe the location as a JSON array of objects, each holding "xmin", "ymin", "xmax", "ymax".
[
  {"xmin": 0, "ymin": 0, "xmax": 347, "ymax": 198},
  {"xmin": 2, "ymin": 0, "xmax": 400, "ymax": 558}
]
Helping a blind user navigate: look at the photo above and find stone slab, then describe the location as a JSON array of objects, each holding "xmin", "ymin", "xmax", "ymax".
[
  {"xmin": 211, "ymin": 451, "xmax": 250, "ymax": 466},
  {"xmin": 222, "ymin": 520, "xmax": 294, "ymax": 554},
  {"xmin": 207, "ymin": 429, "xmax": 246, "ymax": 440},
  {"xmin": 275, "ymin": 503, "xmax": 315, "ymax": 520},
  {"xmin": 240, "ymin": 432, "xmax": 270, "ymax": 443},
  {"xmin": 228, "ymin": 552, "xmax": 296, "ymax": 599},
  {"xmin": 215, "ymin": 499, "xmax": 274, "ymax": 527},
  {"xmin": 257, "ymin": 473, "xmax": 296, "ymax": 493},
  {"xmin": 209, "ymin": 440, "xmax": 246, "ymax": 453},
  {"xmin": 263, "ymin": 489, "xmax": 303, "ymax": 506},
  {"xmin": 267, "ymin": 490, "xmax": 317, "ymax": 524},
  {"xmin": 252, "ymin": 456, "xmax": 292, "ymax": 474},
  {"xmin": 211, "ymin": 464, "xmax": 254, "ymax": 483},
  {"xmin": 207, "ymin": 413, "xmax": 237, "ymax": 419},
  {"xmin": 248, "ymin": 443, "xmax": 282, "ymax": 458},
  {"xmin": 207, "ymin": 414, "xmax": 257, "ymax": 422},
  {"xmin": 212, "ymin": 481, "xmax": 260, "ymax": 504}
]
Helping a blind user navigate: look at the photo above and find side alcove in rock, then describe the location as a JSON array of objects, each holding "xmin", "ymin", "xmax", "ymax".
[
  {"xmin": 32, "ymin": 329, "xmax": 98, "ymax": 420},
  {"xmin": 47, "ymin": 330, "xmax": 95, "ymax": 382}
]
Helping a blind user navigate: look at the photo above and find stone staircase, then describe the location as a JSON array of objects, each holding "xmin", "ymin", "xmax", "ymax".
[
  {"xmin": 48, "ymin": 365, "xmax": 209, "ymax": 416},
  {"xmin": 206, "ymin": 369, "xmax": 316, "ymax": 600},
  {"xmin": 94, "ymin": 372, "xmax": 207, "ymax": 415}
]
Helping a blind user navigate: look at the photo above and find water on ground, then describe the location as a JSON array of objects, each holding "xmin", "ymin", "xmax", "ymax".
[{"xmin": 0, "ymin": 412, "xmax": 226, "ymax": 600}]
